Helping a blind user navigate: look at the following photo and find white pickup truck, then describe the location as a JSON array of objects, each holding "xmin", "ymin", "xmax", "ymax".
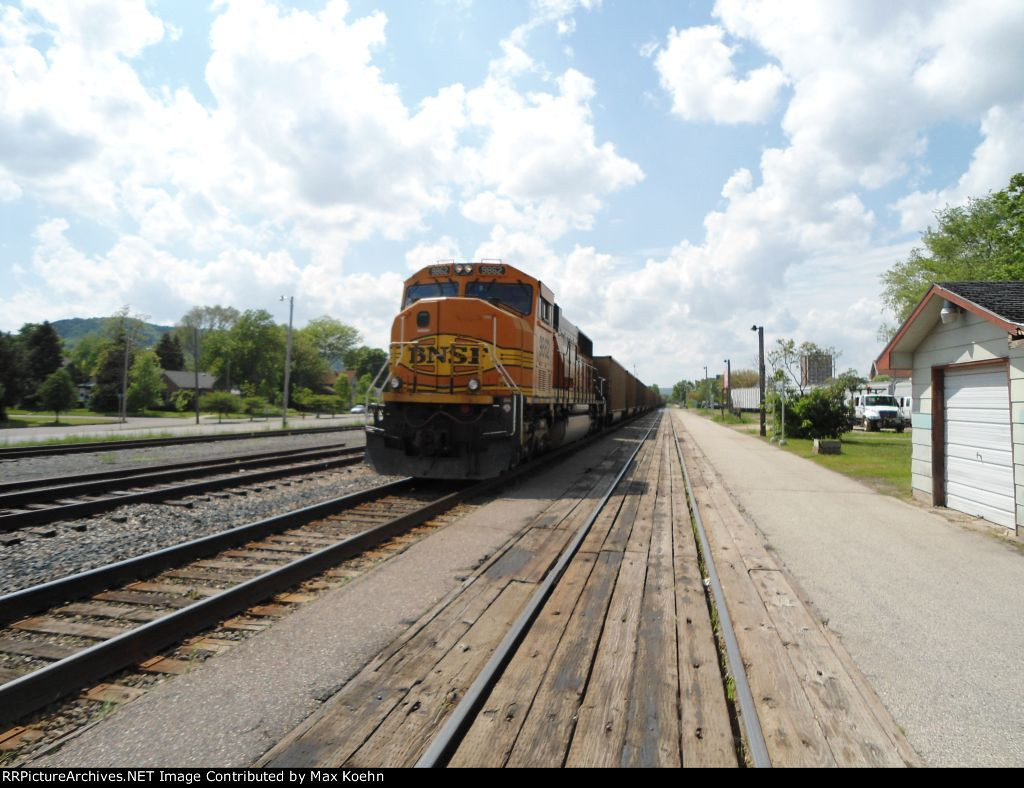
[{"xmin": 851, "ymin": 391, "xmax": 906, "ymax": 432}]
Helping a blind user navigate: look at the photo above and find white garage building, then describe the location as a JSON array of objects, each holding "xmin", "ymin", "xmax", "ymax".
[{"xmin": 875, "ymin": 282, "xmax": 1024, "ymax": 533}]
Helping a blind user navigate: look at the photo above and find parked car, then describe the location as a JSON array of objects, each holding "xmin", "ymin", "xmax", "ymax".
[{"xmin": 349, "ymin": 405, "xmax": 366, "ymax": 414}]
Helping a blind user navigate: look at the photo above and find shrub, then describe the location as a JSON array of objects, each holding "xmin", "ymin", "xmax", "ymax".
[
  {"xmin": 788, "ymin": 383, "xmax": 851, "ymax": 439},
  {"xmin": 200, "ymin": 391, "xmax": 242, "ymax": 422},
  {"xmin": 170, "ymin": 389, "xmax": 194, "ymax": 413},
  {"xmin": 242, "ymin": 395, "xmax": 269, "ymax": 421}
]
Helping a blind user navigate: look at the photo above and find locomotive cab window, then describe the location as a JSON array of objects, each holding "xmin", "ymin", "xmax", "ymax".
[
  {"xmin": 539, "ymin": 298, "xmax": 552, "ymax": 324},
  {"xmin": 465, "ymin": 281, "xmax": 533, "ymax": 315},
  {"xmin": 404, "ymin": 281, "xmax": 458, "ymax": 307}
]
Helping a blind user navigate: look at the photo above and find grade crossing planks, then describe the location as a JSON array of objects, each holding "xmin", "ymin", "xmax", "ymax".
[{"xmin": 259, "ymin": 431, "xmax": 650, "ymax": 768}]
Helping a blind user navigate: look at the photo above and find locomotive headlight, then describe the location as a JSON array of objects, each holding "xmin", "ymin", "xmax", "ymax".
[
  {"xmin": 467, "ymin": 378, "xmax": 480, "ymax": 391},
  {"xmin": 502, "ymin": 403, "xmax": 511, "ymax": 413},
  {"xmin": 389, "ymin": 376, "xmax": 402, "ymax": 390}
]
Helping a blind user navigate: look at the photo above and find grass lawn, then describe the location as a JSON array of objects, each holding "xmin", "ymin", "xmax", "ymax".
[
  {"xmin": 689, "ymin": 406, "xmax": 913, "ymax": 499},
  {"xmin": 1, "ymin": 414, "xmax": 118, "ymax": 428},
  {"xmin": 774, "ymin": 432, "xmax": 913, "ymax": 498}
]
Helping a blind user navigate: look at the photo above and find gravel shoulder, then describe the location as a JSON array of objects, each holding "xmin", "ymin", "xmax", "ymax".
[{"xmin": 0, "ymin": 432, "xmax": 383, "ymax": 594}]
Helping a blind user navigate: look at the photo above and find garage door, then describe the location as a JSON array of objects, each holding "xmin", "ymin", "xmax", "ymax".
[{"xmin": 944, "ymin": 365, "xmax": 1014, "ymax": 528}]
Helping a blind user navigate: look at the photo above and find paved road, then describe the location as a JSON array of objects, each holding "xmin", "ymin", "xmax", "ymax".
[
  {"xmin": 0, "ymin": 414, "xmax": 365, "ymax": 445},
  {"xmin": 674, "ymin": 409, "xmax": 1024, "ymax": 768}
]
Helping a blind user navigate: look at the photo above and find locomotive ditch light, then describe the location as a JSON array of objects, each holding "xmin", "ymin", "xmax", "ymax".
[
  {"xmin": 390, "ymin": 376, "xmax": 402, "ymax": 390},
  {"xmin": 468, "ymin": 378, "xmax": 480, "ymax": 391}
]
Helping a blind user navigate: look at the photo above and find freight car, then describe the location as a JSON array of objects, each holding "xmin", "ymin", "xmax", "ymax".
[{"xmin": 365, "ymin": 261, "xmax": 659, "ymax": 479}]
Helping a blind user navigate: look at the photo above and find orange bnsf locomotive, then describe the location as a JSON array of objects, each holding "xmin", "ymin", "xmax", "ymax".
[{"xmin": 365, "ymin": 261, "xmax": 660, "ymax": 479}]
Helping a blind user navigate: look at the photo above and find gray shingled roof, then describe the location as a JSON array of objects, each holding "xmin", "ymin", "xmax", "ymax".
[
  {"xmin": 940, "ymin": 282, "xmax": 1024, "ymax": 324},
  {"xmin": 163, "ymin": 370, "xmax": 217, "ymax": 389}
]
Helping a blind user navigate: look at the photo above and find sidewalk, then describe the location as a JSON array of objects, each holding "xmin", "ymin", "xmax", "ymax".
[
  {"xmin": 0, "ymin": 414, "xmax": 365, "ymax": 446},
  {"xmin": 673, "ymin": 409, "xmax": 1024, "ymax": 767}
]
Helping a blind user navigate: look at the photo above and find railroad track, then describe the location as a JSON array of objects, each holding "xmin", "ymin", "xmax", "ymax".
[
  {"xmin": 0, "ymin": 478, "xmax": 468, "ymax": 726},
  {"xmin": 0, "ymin": 416, "xmax": 648, "ymax": 732},
  {"xmin": 0, "ymin": 444, "xmax": 365, "ymax": 532},
  {"xmin": 260, "ymin": 412, "xmax": 769, "ymax": 768},
  {"xmin": 0, "ymin": 424, "xmax": 358, "ymax": 460}
]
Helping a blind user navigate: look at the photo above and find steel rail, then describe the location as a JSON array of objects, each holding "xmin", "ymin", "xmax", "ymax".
[
  {"xmin": 669, "ymin": 415, "xmax": 771, "ymax": 769},
  {"xmin": 0, "ymin": 451, "xmax": 366, "ymax": 532},
  {"xmin": 0, "ymin": 444, "xmax": 358, "ymax": 502},
  {"xmin": 0, "ymin": 412, "xmax": 654, "ymax": 725},
  {"xmin": 415, "ymin": 414, "xmax": 659, "ymax": 768},
  {"xmin": 0, "ymin": 481, "xmax": 458, "ymax": 724},
  {"xmin": 0, "ymin": 478, "xmax": 415, "ymax": 626},
  {"xmin": 0, "ymin": 424, "xmax": 358, "ymax": 460}
]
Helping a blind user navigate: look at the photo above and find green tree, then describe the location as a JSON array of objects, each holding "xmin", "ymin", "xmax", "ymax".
[
  {"xmin": 228, "ymin": 309, "xmax": 285, "ymax": 399},
  {"xmin": 68, "ymin": 333, "xmax": 105, "ymax": 381},
  {"xmin": 90, "ymin": 307, "xmax": 149, "ymax": 414},
  {"xmin": 200, "ymin": 391, "xmax": 242, "ymax": 423},
  {"xmin": 127, "ymin": 350, "xmax": 166, "ymax": 412},
  {"xmin": 90, "ymin": 339, "xmax": 127, "ymax": 412},
  {"xmin": 355, "ymin": 373, "xmax": 379, "ymax": 404},
  {"xmin": 0, "ymin": 383, "xmax": 6, "ymax": 421},
  {"xmin": 344, "ymin": 346, "xmax": 388, "ymax": 380},
  {"xmin": 289, "ymin": 331, "xmax": 330, "ymax": 393},
  {"xmin": 154, "ymin": 332, "xmax": 185, "ymax": 371},
  {"xmin": 38, "ymin": 368, "xmax": 77, "ymax": 423},
  {"xmin": 881, "ymin": 172, "xmax": 1024, "ymax": 328},
  {"xmin": 22, "ymin": 322, "xmax": 63, "ymax": 404},
  {"xmin": 300, "ymin": 316, "xmax": 361, "ymax": 370},
  {"xmin": 334, "ymin": 375, "xmax": 352, "ymax": 408},
  {"xmin": 0, "ymin": 332, "xmax": 28, "ymax": 410},
  {"xmin": 670, "ymin": 380, "xmax": 693, "ymax": 406}
]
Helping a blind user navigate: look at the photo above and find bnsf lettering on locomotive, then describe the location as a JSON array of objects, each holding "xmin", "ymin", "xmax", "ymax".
[{"xmin": 410, "ymin": 345, "xmax": 481, "ymax": 365}]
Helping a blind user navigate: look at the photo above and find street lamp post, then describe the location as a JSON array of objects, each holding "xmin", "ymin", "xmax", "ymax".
[
  {"xmin": 751, "ymin": 324, "xmax": 765, "ymax": 436},
  {"xmin": 723, "ymin": 359, "xmax": 731, "ymax": 418},
  {"xmin": 193, "ymin": 326, "xmax": 201, "ymax": 425},
  {"xmin": 281, "ymin": 296, "xmax": 294, "ymax": 429},
  {"xmin": 703, "ymin": 365, "xmax": 709, "ymax": 410}
]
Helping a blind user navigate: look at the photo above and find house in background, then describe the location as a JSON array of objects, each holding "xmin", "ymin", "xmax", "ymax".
[
  {"xmin": 162, "ymin": 370, "xmax": 217, "ymax": 397},
  {"xmin": 874, "ymin": 282, "xmax": 1024, "ymax": 533}
]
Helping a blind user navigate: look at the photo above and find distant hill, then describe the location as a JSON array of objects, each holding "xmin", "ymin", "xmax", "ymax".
[{"xmin": 52, "ymin": 318, "xmax": 172, "ymax": 351}]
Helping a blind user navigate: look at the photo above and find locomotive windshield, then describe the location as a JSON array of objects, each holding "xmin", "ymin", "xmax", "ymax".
[
  {"xmin": 404, "ymin": 281, "xmax": 458, "ymax": 307},
  {"xmin": 465, "ymin": 281, "xmax": 533, "ymax": 315}
]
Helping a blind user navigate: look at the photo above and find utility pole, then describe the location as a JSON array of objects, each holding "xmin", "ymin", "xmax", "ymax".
[
  {"xmin": 281, "ymin": 296, "xmax": 294, "ymax": 428},
  {"xmin": 193, "ymin": 326, "xmax": 201, "ymax": 425},
  {"xmin": 120, "ymin": 325, "xmax": 130, "ymax": 424},
  {"xmin": 752, "ymin": 325, "xmax": 765, "ymax": 436},
  {"xmin": 703, "ymin": 365, "xmax": 709, "ymax": 410},
  {"xmin": 723, "ymin": 358, "xmax": 731, "ymax": 418}
]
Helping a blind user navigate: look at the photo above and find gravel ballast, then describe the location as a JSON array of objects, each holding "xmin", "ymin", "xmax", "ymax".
[
  {"xmin": 0, "ymin": 428, "xmax": 364, "ymax": 484},
  {"xmin": 0, "ymin": 459, "xmax": 399, "ymax": 594}
]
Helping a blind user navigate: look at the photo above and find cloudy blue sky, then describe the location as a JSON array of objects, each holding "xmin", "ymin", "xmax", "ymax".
[{"xmin": 2, "ymin": 0, "xmax": 1023, "ymax": 386}]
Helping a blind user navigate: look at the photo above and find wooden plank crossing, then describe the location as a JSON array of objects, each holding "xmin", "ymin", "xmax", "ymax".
[
  {"xmin": 259, "ymin": 414, "xmax": 915, "ymax": 768},
  {"xmin": 672, "ymin": 412, "xmax": 920, "ymax": 768}
]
